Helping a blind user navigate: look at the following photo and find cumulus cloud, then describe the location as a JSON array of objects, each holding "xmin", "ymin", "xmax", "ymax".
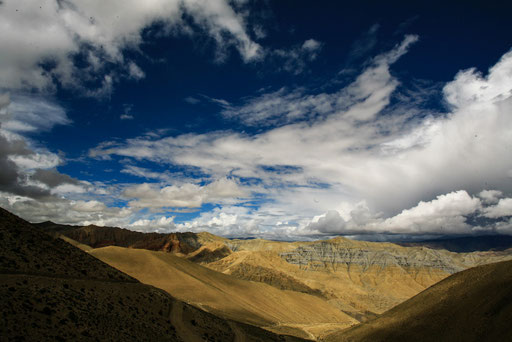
[
  {"xmin": 89, "ymin": 35, "xmax": 422, "ymax": 203},
  {"xmin": 0, "ymin": 0, "xmax": 262, "ymax": 93},
  {"xmin": 71, "ymin": 200, "xmax": 107, "ymax": 213},
  {"xmin": 478, "ymin": 190, "xmax": 503, "ymax": 204},
  {"xmin": 379, "ymin": 191, "xmax": 481, "ymax": 234},
  {"xmin": 0, "ymin": 131, "xmax": 88, "ymax": 201},
  {"xmin": 308, "ymin": 191, "xmax": 490, "ymax": 236},
  {"xmin": 176, "ymin": 205, "xmax": 260, "ymax": 237},
  {"xmin": 129, "ymin": 216, "xmax": 176, "ymax": 233},
  {"xmin": 0, "ymin": 134, "xmax": 45, "ymax": 198},
  {"xmin": 31, "ymin": 169, "xmax": 81, "ymax": 188},
  {"xmin": 483, "ymin": 198, "xmax": 512, "ymax": 218},
  {"xmin": 86, "ymin": 39, "xmax": 512, "ymax": 237},
  {"xmin": 308, "ymin": 210, "xmax": 347, "ymax": 234},
  {"xmin": 0, "ymin": 93, "xmax": 84, "ymax": 202},
  {"xmin": 123, "ymin": 178, "xmax": 249, "ymax": 209},
  {"xmin": 0, "ymin": 194, "xmax": 133, "ymax": 226}
]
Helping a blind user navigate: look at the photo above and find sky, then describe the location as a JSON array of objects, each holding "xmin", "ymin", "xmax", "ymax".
[{"xmin": 1, "ymin": 0, "xmax": 512, "ymax": 240}]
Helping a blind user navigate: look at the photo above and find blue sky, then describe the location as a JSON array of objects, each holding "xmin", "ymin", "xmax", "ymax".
[{"xmin": 1, "ymin": 0, "xmax": 512, "ymax": 240}]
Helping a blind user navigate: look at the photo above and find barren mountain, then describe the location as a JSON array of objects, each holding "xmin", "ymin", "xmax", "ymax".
[
  {"xmin": 0, "ymin": 207, "xmax": 306, "ymax": 341},
  {"xmin": 208, "ymin": 237, "xmax": 512, "ymax": 324},
  {"xmin": 35, "ymin": 221, "xmax": 203, "ymax": 253},
  {"xmin": 324, "ymin": 259, "xmax": 512, "ymax": 342},
  {"xmin": 31, "ymin": 220, "xmax": 512, "ymax": 339},
  {"xmin": 88, "ymin": 246, "xmax": 358, "ymax": 340}
]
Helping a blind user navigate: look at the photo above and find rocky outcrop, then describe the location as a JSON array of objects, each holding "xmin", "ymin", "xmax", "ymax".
[
  {"xmin": 36, "ymin": 222, "xmax": 202, "ymax": 254},
  {"xmin": 216, "ymin": 236, "xmax": 512, "ymax": 322},
  {"xmin": 186, "ymin": 243, "xmax": 232, "ymax": 263},
  {"xmin": 279, "ymin": 239, "xmax": 463, "ymax": 274}
]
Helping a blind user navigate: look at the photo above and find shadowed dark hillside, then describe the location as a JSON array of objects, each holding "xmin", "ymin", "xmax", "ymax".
[
  {"xmin": 324, "ymin": 259, "xmax": 512, "ymax": 342},
  {"xmin": 1, "ymin": 210, "xmax": 135, "ymax": 282},
  {"xmin": 0, "ymin": 207, "xmax": 307, "ymax": 342}
]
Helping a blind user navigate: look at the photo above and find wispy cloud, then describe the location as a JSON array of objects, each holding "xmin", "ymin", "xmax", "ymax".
[
  {"xmin": 271, "ymin": 38, "xmax": 324, "ymax": 74},
  {"xmin": 87, "ymin": 39, "xmax": 512, "ymax": 238},
  {"xmin": 0, "ymin": 0, "xmax": 263, "ymax": 95}
]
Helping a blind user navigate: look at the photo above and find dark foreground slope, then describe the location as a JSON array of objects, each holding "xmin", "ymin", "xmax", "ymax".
[
  {"xmin": 324, "ymin": 259, "xmax": 512, "ymax": 342},
  {"xmin": 0, "ymin": 208, "xmax": 306, "ymax": 342}
]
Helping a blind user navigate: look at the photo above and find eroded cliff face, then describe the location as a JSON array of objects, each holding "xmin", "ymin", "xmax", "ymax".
[
  {"xmin": 34, "ymin": 221, "xmax": 512, "ymax": 332},
  {"xmin": 279, "ymin": 239, "xmax": 463, "ymax": 273},
  {"xmin": 38, "ymin": 223, "xmax": 203, "ymax": 254},
  {"xmin": 216, "ymin": 237, "xmax": 512, "ymax": 321}
]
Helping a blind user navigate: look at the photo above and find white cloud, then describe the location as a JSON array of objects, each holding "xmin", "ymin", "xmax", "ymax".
[
  {"xmin": 308, "ymin": 210, "xmax": 347, "ymax": 234},
  {"xmin": 0, "ymin": 0, "xmax": 262, "ymax": 93},
  {"xmin": 220, "ymin": 35, "xmax": 417, "ymax": 126},
  {"xmin": 176, "ymin": 205, "xmax": 261, "ymax": 237},
  {"xmin": 51, "ymin": 184, "xmax": 87, "ymax": 195},
  {"xmin": 85, "ymin": 40, "xmax": 512, "ymax": 237},
  {"xmin": 128, "ymin": 62, "xmax": 145, "ymax": 80},
  {"xmin": 271, "ymin": 38, "xmax": 324, "ymax": 75},
  {"xmin": 302, "ymin": 39, "xmax": 322, "ymax": 52},
  {"xmin": 443, "ymin": 52, "xmax": 512, "ymax": 109},
  {"xmin": 123, "ymin": 177, "xmax": 249, "ymax": 209},
  {"xmin": 184, "ymin": 96, "xmax": 200, "ymax": 104},
  {"xmin": 478, "ymin": 190, "xmax": 503, "ymax": 204},
  {"xmin": 379, "ymin": 190, "xmax": 481, "ymax": 234},
  {"xmin": 129, "ymin": 216, "xmax": 176, "ymax": 233},
  {"xmin": 89, "ymin": 36, "xmax": 422, "ymax": 214},
  {"xmin": 72, "ymin": 200, "xmax": 107, "ymax": 212},
  {"xmin": 483, "ymin": 198, "xmax": 512, "ymax": 218},
  {"xmin": 307, "ymin": 191, "xmax": 484, "ymax": 236},
  {"xmin": 0, "ymin": 94, "xmax": 70, "ymax": 133},
  {"xmin": 9, "ymin": 151, "xmax": 61, "ymax": 170},
  {"xmin": 0, "ymin": 194, "xmax": 132, "ymax": 226}
]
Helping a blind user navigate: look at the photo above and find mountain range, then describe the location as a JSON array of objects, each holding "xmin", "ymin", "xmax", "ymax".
[
  {"xmin": 2, "ymin": 208, "xmax": 512, "ymax": 341},
  {"xmin": 0, "ymin": 208, "xmax": 305, "ymax": 341}
]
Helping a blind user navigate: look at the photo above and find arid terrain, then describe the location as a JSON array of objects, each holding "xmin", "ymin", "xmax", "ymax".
[
  {"xmin": 0, "ymin": 208, "xmax": 306, "ymax": 342},
  {"xmin": 26, "ymin": 217, "xmax": 512, "ymax": 340},
  {"xmin": 324, "ymin": 259, "xmax": 512, "ymax": 342},
  {"xmin": 1, "ymin": 208, "xmax": 511, "ymax": 340}
]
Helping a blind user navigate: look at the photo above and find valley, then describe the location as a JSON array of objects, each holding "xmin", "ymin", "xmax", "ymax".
[{"xmin": 35, "ymin": 218, "xmax": 512, "ymax": 340}]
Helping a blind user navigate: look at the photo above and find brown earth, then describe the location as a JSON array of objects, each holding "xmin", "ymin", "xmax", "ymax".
[
  {"xmin": 34, "ymin": 220, "xmax": 206, "ymax": 253},
  {"xmin": 31, "ymin": 219, "xmax": 512, "ymax": 340},
  {"xmin": 208, "ymin": 237, "xmax": 512, "ymax": 325},
  {"xmin": 89, "ymin": 246, "xmax": 358, "ymax": 340},
  {"xmin": 324, "ymin": 259, "xmax": 512, "ymax": 342},
  {"xmin": 0, "ymin": 207, "xmax": 307, "ymax": 342}
]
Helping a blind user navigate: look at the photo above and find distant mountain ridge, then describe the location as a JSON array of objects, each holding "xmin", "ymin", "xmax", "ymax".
[
  {"xmin": 34, "ymin": 221, "xmax": 204, "ymax": 254},
  {"xmin": 397, "ymin": 235, "xmax": 512, "ymax": 252}
]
